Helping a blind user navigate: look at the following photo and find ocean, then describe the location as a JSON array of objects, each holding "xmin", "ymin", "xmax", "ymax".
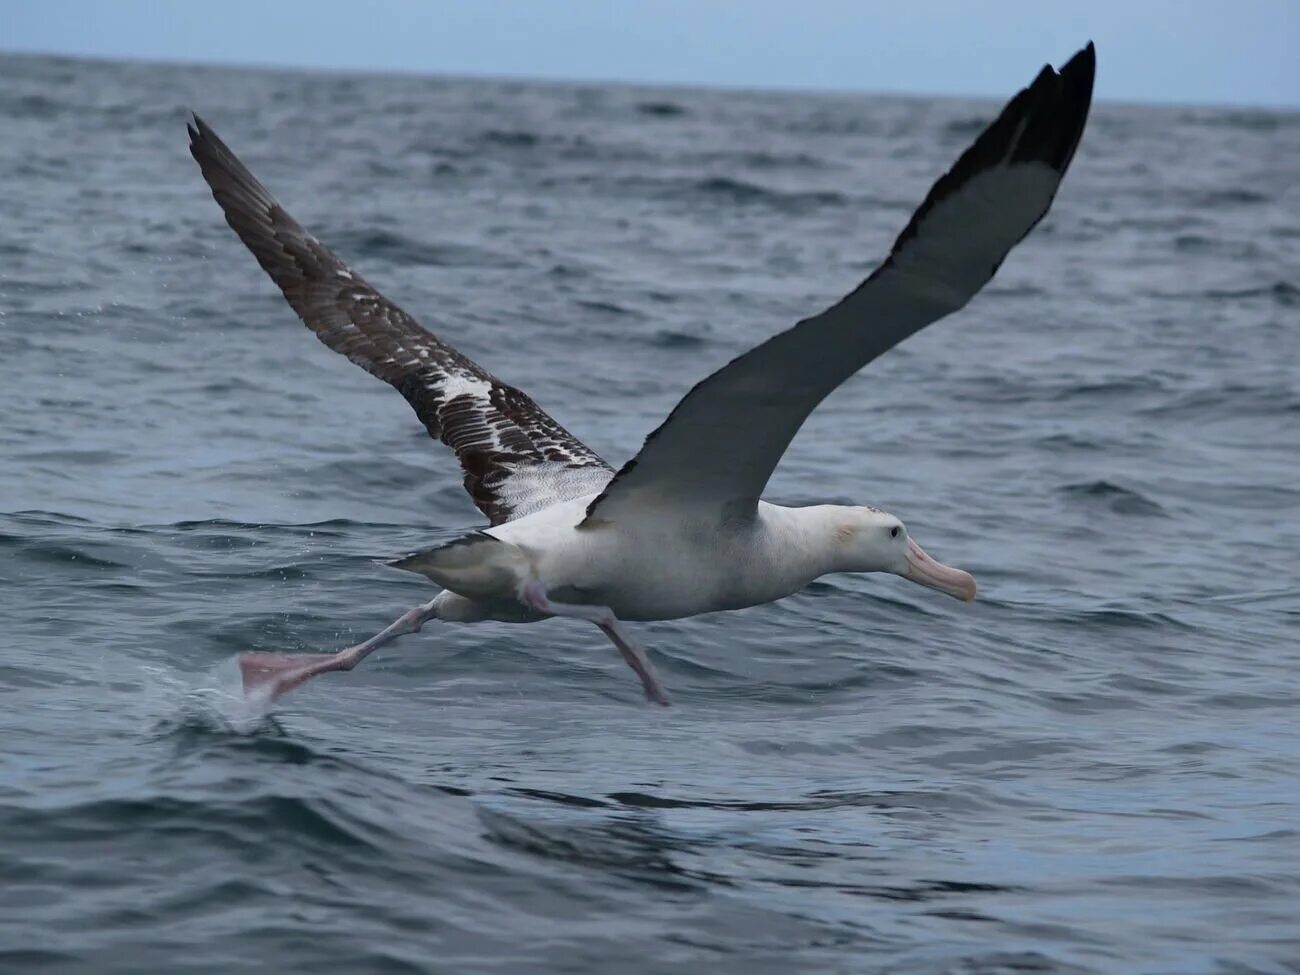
[{"xmin": 2, "ymin": 51, "xmax": 1298, "ymax": 973}]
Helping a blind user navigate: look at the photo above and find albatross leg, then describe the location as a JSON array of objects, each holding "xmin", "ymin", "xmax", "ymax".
[
  {"xmin": 519, "ymin": 580, "xmax": 670, "ymax": 707},
  {"xmin": 239, "ymin": 598, "xmax": 441, "ymax": 702}
]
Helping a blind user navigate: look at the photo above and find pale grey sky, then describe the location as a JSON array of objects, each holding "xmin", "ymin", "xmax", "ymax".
[{"xmin": 3, "ymin": 0, "xmax": 1297, "ymax": 107}]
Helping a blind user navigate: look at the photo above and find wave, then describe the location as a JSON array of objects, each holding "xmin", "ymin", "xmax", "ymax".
[
  {"xmin": 689, "ymin": 176, "xmax": 847, "ymax": 209},
  {"xmin": 635, "ymin": 100, "xmax": 686, "ymax": 117},
  {"xmin": 1178, "ymin": 109, "xmax": 1293, "ymax": 131},
  {"xmin": 1054, "ymin": 606, "xmax": 1194, "ymax": 632},
  {"xmin": 9, "ymin": 541, "xmax": 128, "ymax": 569},
  {"xmin": 1201, "ymin": 281, "xmax": 1298, "ymax": 306},
  {"xmin": 0, "ymin": 792, "xmax": 384, "ymax": 853},
  {"xmin": 1183, "ymin": 187, "xmax": 1270, "ymax": 206},
  {"xmin": 331, "ymin": 228, "xmax": 521, "ymax": 269},
  {"xmin": 691, "ymin": 149, "xmax": 829, "ymax": 170},
  {"xmin": 573, "ymin": 298, "xmax": 642, "ymax": 319},
  {"xmin": 476, "ymin": 128, "xmax": 540, "ymax": 148},
  {"xmin": 1058, "ymin": 480, "xmax": 1167, "ymax": 516}
]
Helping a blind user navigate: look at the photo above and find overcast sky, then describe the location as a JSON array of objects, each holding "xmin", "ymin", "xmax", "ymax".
[{"xmin": 3, "ymin": 0, "xmax": 1297, "ymax": 107}]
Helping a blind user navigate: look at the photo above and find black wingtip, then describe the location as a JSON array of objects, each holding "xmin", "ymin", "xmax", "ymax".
[
  {"xmin": 870, "ymin": 41, "xmax": 1097, "ymax": 273},
  {"xmin": 186, "ymin": 112, "xmax": 211, "ymax": 162},
  {"xmin": 1063, "ymin": 42, "xmax": 1097, "ymax": 87},
  {"xmin": 1006, "ymin": 42, "xmax": 1097, "ymax": 172},
  {"xmin": 186, "ymin": 113, "xmax": 226, "ymax": 162},
  {"xmin": 1030, "ymin": 63, "xmax": 1057, "ymax": 88},
  {"xmin": 1050, "ymin": 42, "xmax": 1097, "ymax": 174},
  {"xmin": 1052, "ymin": 42, "xmax": 1096, "ymax": 76},
  {"xmin": 1058, "ymin": 43, "xmax": 1097, "ymax": 105}
]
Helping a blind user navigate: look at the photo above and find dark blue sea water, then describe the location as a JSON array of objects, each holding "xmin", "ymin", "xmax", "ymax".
[{"xmin": 2, "ymin": 51, "xmax": 1298, "ymax": 973}]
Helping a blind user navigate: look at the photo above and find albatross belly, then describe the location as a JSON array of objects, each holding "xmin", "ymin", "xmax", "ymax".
[{"xmin": 476, "ymin": 498, "xmax": 824, "ymax": 622}]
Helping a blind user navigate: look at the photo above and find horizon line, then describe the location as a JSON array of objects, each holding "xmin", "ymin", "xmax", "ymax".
[{"xmin": 3, "ymin": 45, "xmax": 1298, "ymax": 114}]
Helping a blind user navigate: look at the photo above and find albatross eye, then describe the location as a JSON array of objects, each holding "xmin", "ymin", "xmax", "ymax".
[{"xmin": 890, "ymin": 526, "xmax": 901, "ymax": 538}]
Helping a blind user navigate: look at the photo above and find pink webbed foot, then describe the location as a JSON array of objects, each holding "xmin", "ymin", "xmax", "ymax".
[
  {"xmin": 238, "ymin": 651, "xmax": 353, "ymax": 702},
  {"xmin": 236, "ymin": 598, "xmax": 441, "ymax": 703}
]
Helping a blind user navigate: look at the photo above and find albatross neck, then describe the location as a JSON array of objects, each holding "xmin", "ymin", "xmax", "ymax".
[{"xmin": 756, "ymin": 502, "xmax": 867, "ymax": 580}]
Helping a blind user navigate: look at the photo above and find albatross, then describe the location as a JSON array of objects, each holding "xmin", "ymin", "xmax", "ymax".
[{"xmin": 188, "ymin": 43, "xmax": 1095, "ymax": 707}]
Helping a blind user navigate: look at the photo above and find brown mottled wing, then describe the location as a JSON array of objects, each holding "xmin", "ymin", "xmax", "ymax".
[
  {"xmin": 187, "ymin": 116, "xmax": 612, "ymax": 525},
  {"xmin": 583, "ymin": 44, "xmax": 1095, "ymax": 527}
]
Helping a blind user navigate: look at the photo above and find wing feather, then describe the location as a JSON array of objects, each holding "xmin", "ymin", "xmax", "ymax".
[
  {"xmin": 582, "ymin": 43, "xmax": 1095, "ymax": 527},
  {"xmin": 187, "ymin": 116, "xmax": 611, "ymax": 525}
]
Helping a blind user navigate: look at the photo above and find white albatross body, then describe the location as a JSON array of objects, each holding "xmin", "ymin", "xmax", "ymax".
[
  {"xmin": 186, "ymin": 44, "xmax": 1096, "ymax": 706},
  {"xmin": 433, "ymin": 498, "xmax": 950, "ymax": 624}
]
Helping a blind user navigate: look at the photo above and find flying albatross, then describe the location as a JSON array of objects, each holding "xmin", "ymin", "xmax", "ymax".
[{"xmin": 188, "ymin": 43, "xmax": 1095, "ymax": 707}]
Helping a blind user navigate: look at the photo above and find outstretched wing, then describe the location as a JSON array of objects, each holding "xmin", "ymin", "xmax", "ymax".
[
  {"xmin": 187, "ymin": 116, "xmax": 612, "ymax": 525},
  {"xmin": 581, "ymin": 44, "xmax": 1095, "ymax": 528}
]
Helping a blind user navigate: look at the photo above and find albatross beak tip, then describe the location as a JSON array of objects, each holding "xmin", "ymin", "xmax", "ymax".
[{"xmin": 905, "ymin": 539, "xmax": 977, "ymax": 603}]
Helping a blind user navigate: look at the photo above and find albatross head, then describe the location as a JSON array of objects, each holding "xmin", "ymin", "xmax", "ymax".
[{"xmin": 838, "ymin": 508, "xmax": 976, "ymax": 602}]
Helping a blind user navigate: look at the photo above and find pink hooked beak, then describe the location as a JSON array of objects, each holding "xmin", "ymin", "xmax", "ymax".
[{"xmin": 904, "ymin": 538, "xmax": 977, "ymax": 602}]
